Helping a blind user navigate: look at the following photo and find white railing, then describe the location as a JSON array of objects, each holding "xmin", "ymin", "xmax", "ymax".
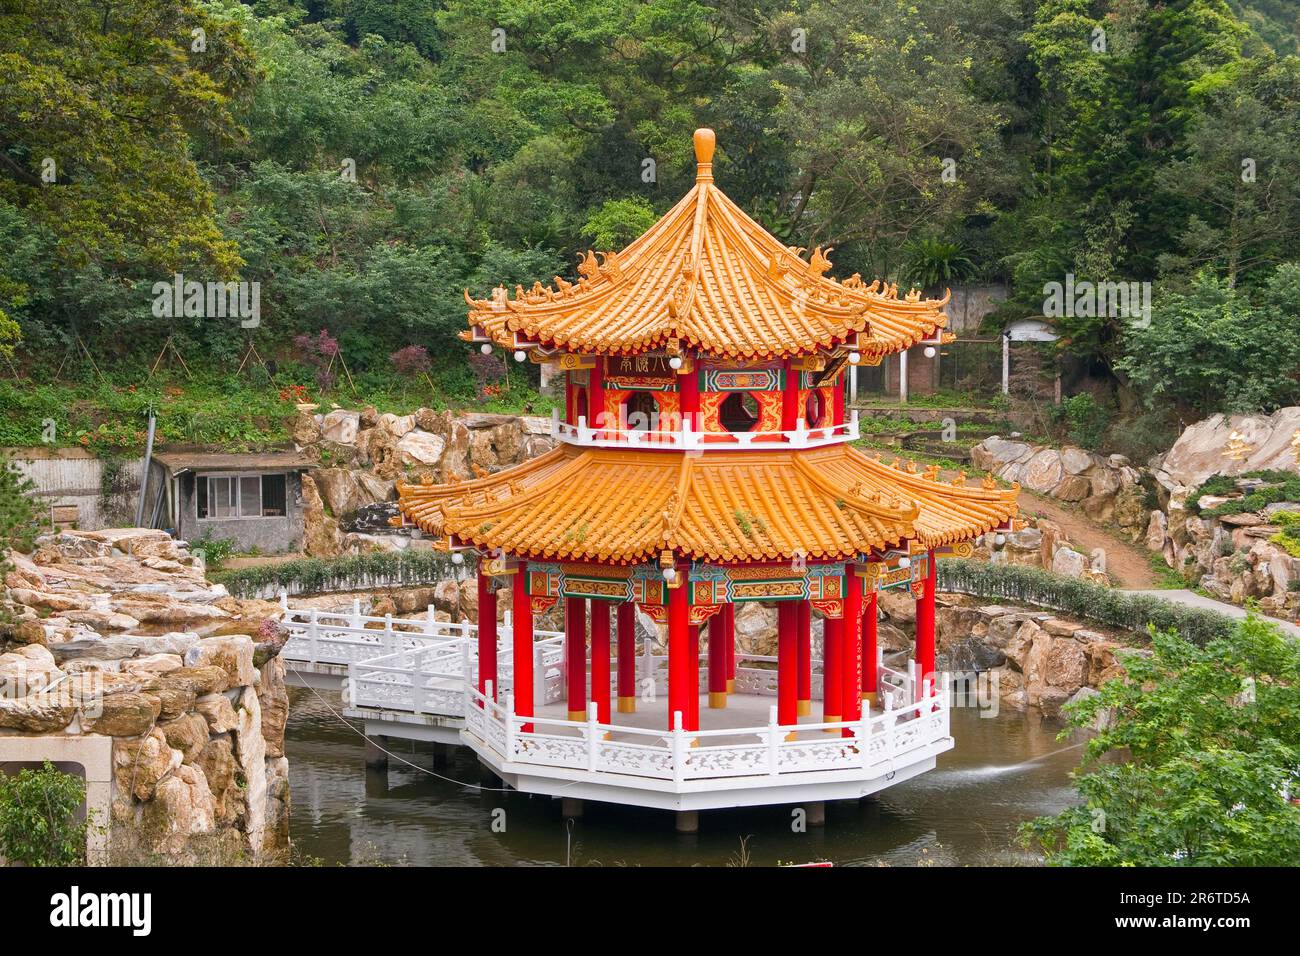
[
  {"xmin": 282, "ymin": 599, "xmax": 472, "ymax": 668},
  {"xmin": 464, "ymin": 680, "xmax": 949, "ymax": 785},
  {"xmin": 347, "ymin": 630, "xmax": 566, "ymax": 715},
  {"xmin": 552, "ymin": 409, "xmax": 860, "ymax": 450}
]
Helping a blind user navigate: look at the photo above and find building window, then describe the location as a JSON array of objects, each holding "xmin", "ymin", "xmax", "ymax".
[
  {"xmin": 719, "ymin": 391, "xmax": 760, "ymax": 432},
  {"xmin": 197, "ymin": 473, "xmax": 288, "ymax": 519},
  {"xmin": 805, "ymin": 389, "xmax": 826, "ymax": 428},
  {"xmin": 622, "ymin": 391, "xmax": 658, "ymax": 431}
]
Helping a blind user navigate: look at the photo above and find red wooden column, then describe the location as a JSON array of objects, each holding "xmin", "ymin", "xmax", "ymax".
[
  {"xmin": 724, "ymin": 602, "xmax": 736, "ymax": 692},
  {"xmin": 688, "ymin": 623, "xmax": 701, "ymax": 729},
  {"xmin": 777, "ymin": 602, "xmax": 798, "ymax": 736},
  {"xmin": 841, "ymin": 566, "xmax": 863, "ymax": 735},
  {"xmin": 862, "ymin": 589, "xmax": 878, "ymax": 708},
  {"xmin": 822, "ymin": 614, "xmax": 843, "ymax": 731},
  {"xmin": 834, "ymin": 369, "xmax": 846, "ymax": 425},
  {"xmin": 781, "ymin": 359, "xmax": 799, "ymax": 431},
  {"xmin": 589, "ymin": 359, "xmax": 605, "ymax": 433},
  {"xmin": 477, "ymin": 568, "xmax": 498, "ymax": 701},
  {"xmin": 512, "ymin": 560, "xmax": 534, "ymax": 730},
  {"xmin": 565, "ymin": 596, "xmax": 587, "ymax": 721},
  {"xmin": 796, "ymin": 600, "xmax": 812, "ymax": 716},
  {"xmin": 667, "ymin": 574, "xmax": 690, "ymax": 731},
  {"xmin": 708, "ymin": 611, "xmax": 727, "ymax": 709},
  {"xmin": 916, "ymin": 551, "xmax": 937, "ymax": 700},
  {"xmin": 616, "ymin": 602, "xmax": 636, "ymax": 713},
  {"xmin": 678, "ymin": 358, "xmax": 699, "ymax": 431},
  {"xmin": 590, "ymin": 600, "xmax": 611, "ymax": 723}
]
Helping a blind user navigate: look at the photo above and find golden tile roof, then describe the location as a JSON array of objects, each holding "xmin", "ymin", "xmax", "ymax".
[
  {"xmin": 464, "ymin": 129, "xmax": 952, "ymax": 361},
  {"xmin": 397, "ymin": 444, "xmax": 1018, "ymax": 565}
]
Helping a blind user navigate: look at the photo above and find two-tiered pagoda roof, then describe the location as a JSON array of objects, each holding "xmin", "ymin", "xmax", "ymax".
[{"xmin": 464, "ymin": 129, "xmax": 954, "ymax": 362}]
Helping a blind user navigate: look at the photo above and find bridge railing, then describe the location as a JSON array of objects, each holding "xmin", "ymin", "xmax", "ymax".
[{"xmin": 464, "ymin": 679, "xmax": 949, "ymax": 785}]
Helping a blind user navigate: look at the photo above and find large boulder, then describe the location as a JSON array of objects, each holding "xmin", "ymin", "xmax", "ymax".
[
  {"xmin": 1158, "ymin": 407, "xmax": 1300, "ymax": 489},
  {"xmin": 320, "ymin": 409, "xmax": 361, "ymax": 445},
  {"xmin": 396, "ymin": 430, "xmax": 446, "ymax": 472},
  {"xmin": 300, "ymin": 473, "xmax": 342, "ymax": 557},
  {"xmin": 1021, "ymin": 449, "xmax": 1065, "ymax": 493}
]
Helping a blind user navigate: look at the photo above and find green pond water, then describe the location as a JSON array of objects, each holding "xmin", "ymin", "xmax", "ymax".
[{"xmin": 285, "ymin": 688, "xmax": 1084, "ymax": 866}]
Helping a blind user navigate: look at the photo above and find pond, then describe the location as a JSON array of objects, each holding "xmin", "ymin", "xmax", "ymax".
[{"xmin": 286, "ymin": 688, "xmax": 1084, "ymax": 866}]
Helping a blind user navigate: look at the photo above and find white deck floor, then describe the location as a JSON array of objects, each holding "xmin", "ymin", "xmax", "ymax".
[{"xmin": 532, "ymin": 691, "xmax": 882, "ymax": 746}]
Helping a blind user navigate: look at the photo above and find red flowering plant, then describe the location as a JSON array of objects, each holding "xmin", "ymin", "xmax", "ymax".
[{"xmin": 293, "ymin": 329, "xmax": 341, "ymax": 391}]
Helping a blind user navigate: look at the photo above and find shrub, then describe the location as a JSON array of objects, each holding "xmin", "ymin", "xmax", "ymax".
[
  {"xmin": 0, "ymin": 762, "xmax": 89, "ymax": 866},
  {"xmin": 936, "ymin": 560, "xmax": 1236, "ymax": 646},
  {"xmin": 1051, "ymin": 393, "xmax": 1111, "ymax": 449},
  {"xmin": 190, "ymin": 529, "xmax": 238, "ymax": 570},
  {"xmin": 211, "ymin": 549, "xmax": 460, "ymax": 598}
]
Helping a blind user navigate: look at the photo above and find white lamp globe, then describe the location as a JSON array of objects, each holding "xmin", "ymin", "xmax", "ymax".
[
  {"xmin": 994, "ymin": 533, "xmax": 1006, "ymax": 546},
  {"xmin": 451, "ymin": 552, "xmax": 464, "ymax": 565},
  {"xmin": 513, "ymin": 350, "xmax": 526, "ymax": 362},
  {"xmin": 668, "ymin": 356, "xmax": 683, "ymax": 370},
  {"xmin": 662, "ymin": 567, "xmax": 677, "ymax": 582},
  {"xmin": 924, "ymin": 346, "xmax": 936, "ymax": 358},
  {"xmin": 848, "ymin": 351, "xmax": 861, "ymax": 364},
  {"xmin": 897, "ymin": 556, "xmax": 911, "ymax": 569},
  {"xmin": 480, "ymin": 343, "xmax": 493, "ymax": 355}
]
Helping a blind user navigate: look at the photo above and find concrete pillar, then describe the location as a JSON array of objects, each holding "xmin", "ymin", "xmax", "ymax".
[
  {"xmin": 805, "ymin": 801, "xmax": 826, "ymax": 827},
  {"xmin": 675, "ymin": 809, "xmax": 699, "ymax": 834},
  {"xmin": 561, "ymin": 797, "xmax": 584, "ymax": 820},
  {"xmin": 363, "ymin": 735, "xmax": 388, "ymax": 769}
]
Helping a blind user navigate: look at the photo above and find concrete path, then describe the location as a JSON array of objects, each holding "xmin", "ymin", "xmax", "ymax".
[{"xmin": 1123, "ymin": 589, "xmax": 1300, "ymax": 638}]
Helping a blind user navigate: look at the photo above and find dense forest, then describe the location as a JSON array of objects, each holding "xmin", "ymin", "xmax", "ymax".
[{"xmin": 1, "ymin": 0, "xmax": 1299, "ymax": 451}]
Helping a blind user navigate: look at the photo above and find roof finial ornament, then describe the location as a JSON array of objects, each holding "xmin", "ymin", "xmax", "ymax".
[{"xmin": 693, "ymin": 128, "xmax": 715, "ymax": 183}]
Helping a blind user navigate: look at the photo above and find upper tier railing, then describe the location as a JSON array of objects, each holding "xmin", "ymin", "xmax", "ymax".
[{"xmin": 551, "ymin": 408, "xmax": 860, "ymax": 450}]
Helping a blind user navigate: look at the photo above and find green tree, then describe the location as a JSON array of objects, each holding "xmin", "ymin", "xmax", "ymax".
[
  {"xmin": 0, "ymin": 0, "xmax": 258, "ymax": 275},
  {"xmin": 1116, "ymin": 263, "xmax": 1300, "ymax": 413},
  {"xmin": 1021, "ymin": 616, "xmax": 1300, "ymax": 866},
  {"xmin": 0, "ymin": 762, "xmax": 90, "ymax": 867}
]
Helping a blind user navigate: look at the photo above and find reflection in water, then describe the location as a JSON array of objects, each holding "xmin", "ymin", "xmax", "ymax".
[{"xmin": 286, "ymin": 689, "xmax": 1082, "ymax": 867}]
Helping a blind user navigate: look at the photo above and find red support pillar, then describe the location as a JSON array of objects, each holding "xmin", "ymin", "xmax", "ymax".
[
  {"xmin": 678, "ymin": 358, "xmax": 699, "ymax": 431},
  {"xmin": 688, "ymin": 623, "xmax": 701, "ymax": 729},
  {"xmin": 917, "ymin": 550, "xmax": 937, "ymax": 700},
  {"xmin": 616, "ymin": 602, "xmax": 636, "ymax": 713},
  {"xmin": 781, "ymin": 358, "xmax": 799, "ymax": 432},
  {"xmin": 834, "ymin": 370, "xmax": 846, "ymax": 426},
  {"xmin": 822, "ymin": 614, "xmax": 843, "ymax": 731},
  {"xmin": 842, "ymin": 566, "xmax": 862, "ymax": 735},
  {"xmin": 863, "ymin": 589, "xmax": 878, "ymax": 707},
  {"xmin": 590, "ymin": 600, "xmax": 611, "ymax": 724},
  {"xmin": 477, "ymin": 569, "xmax": 498, "ymax": 701},
  {"xmin": 708, "ymin": 610, "xmax": 727, "ymax": 708},
  {"xmin": 796, "ymin": 600, "xmax": 812, "ymax": 716},
  {"xmin": 512, "ymin": 561, "xmax": 533, "ymax": 731},
  {"xmin": 667, "ymin": 574, "xmax": 690, "ymax": 731},
  {"xmin": 724, "ymin": 602, "xmax": 736, "ymax": 692},
  {"xmin": 777, "ymin": 602, "xmax": 798, "ymax": 736},
  {"xmin": 589, "ymin": 359, "xmax": 605, "ymax": 434},
  {"xmin": 565, "ymin": 596, "xmax": 587, "ymax": 721}
]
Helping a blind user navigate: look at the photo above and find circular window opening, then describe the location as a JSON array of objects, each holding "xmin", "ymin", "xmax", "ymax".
[
  {"xmin": 720, "ymin": 392, "xmax": 761, "ymax": 433},
  {"xmin": 623, "ymin": 391, "xmax": 658, "ymax": 431},
  {"xmin": 805, "ymin": 390, "xmax": 826, "ymax": 428}
]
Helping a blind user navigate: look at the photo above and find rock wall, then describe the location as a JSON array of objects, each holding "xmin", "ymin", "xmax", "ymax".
[
  {"xmin": 1145, "ymin": 409, "xmax": 1300, "ymax": 614},
  {"xmin": 1, "ymin": 529, "xmax": 290, "ymax": 863},
  {"xmin": 293, "ymin": 407, "xmax": 557, "ymax": 557},
  {"xmin": 971, "ymin": 437, "xmax": 1149, "ymax": 539}
]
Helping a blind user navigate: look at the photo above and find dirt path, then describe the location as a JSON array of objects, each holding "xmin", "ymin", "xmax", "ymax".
[{"xmin": 1018, "ymin": 491, "xmax": 1159, "ymax": 588}]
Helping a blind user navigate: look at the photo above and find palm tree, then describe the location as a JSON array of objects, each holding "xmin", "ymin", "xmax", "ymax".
[{"xmin": 901, "ymin": 238, "xmax": 976, "ymax": 295}]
